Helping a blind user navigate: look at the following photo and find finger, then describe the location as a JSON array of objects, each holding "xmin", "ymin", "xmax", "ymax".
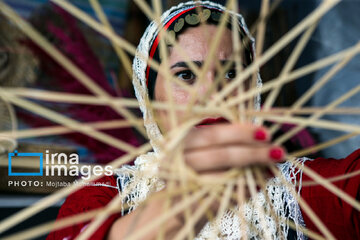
[
  {"xmin": 184, "ymin": 124, "xmax": 270, "ymax": 151},
  {"xmin": 196, "ymin": 170, "xmax": 231, "ymax": 184},
  {"xmin": 185, "ymin": 145, "xmax": 285, "ymax": 172}
]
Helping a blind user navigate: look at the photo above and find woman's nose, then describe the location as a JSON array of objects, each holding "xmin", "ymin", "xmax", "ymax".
[{"xmin": 197, "ymin": 71, "xmax": 221, "ymax": 98}]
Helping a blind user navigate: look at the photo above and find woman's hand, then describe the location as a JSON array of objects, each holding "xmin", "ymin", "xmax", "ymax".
[
  {"xmin": 183, "ymin": 123, "xmax": 284, "ymax": 172},
  {"xmin": 108, "ymin": 123, "xmax": 285, "ymax": 240}
]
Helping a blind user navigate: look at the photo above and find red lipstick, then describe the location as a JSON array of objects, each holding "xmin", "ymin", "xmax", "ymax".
[{"xmin": 196, "ymin": 117, "xmax": 228, "ymax": 127}]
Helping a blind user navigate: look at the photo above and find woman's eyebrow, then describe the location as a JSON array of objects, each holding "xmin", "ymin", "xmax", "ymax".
[
  {"xmin": 220, "ymin": 60, "xmax": 237, "ymax": 66},
  {"xmin": 170, "ymin": 61, "xmax": 202, "ymax": 69},
  {"xmin": 169, "ymin": 60, "xmax": 244, "ymax": 69},
  {"xmin": 220, "ymin": 60, "xmax": 246, "ymax": 68}
]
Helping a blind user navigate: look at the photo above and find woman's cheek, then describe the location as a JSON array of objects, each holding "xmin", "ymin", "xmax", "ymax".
[{"xmin": 172, "ymin": 85, "xmax": 190, "ymax": 104}]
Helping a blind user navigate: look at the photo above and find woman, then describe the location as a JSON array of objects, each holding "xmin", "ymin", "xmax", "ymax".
[{"xmin": 47, "ymin": 1, "xmax": 360, "ymax": 239}]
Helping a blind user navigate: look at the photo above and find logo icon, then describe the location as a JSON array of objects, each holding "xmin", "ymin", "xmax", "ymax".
[{"xmin": 8, "ymin": 150, "xmax": 43, "ymax": 176}]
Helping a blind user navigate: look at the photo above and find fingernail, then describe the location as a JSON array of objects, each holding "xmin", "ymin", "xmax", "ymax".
[
  {"xmin": 269, "ymin": 147, "xmax": 284, "ymax": 161},
  {"xmin": 254, "ymin": 128, "xmax": 267, "ymax": 141}
]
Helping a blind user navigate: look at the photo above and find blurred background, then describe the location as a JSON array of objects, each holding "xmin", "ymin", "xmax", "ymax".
[{"xmin": 0, "ymin": 0, "xmax": 359, "ymax": 239}]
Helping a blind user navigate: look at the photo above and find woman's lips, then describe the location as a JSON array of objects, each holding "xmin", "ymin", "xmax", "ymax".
[{"xmin": 196, "ymin": 117, "xmax": 229, "ymax": 127}]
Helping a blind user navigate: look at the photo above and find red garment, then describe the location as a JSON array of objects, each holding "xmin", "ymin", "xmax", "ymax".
[
  {"xmin": 47, "ymin": 149, "xmax": 360, "ymax": 240},
  {"xmin": 300, "ymin": 149, "xmax": 360, "ymax": 239},
  {"xmin": 46, "ymin": 176, "xmax": 121, "ymax": 240}
]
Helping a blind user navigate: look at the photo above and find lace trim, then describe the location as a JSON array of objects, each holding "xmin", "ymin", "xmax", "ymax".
[
  {"xmin": 115, "ymin": 153, "xmax": 310, "ymax": 239},
  {"xmin": 115, "ymin": 152, "xmax": 164, "ymax": 215}
]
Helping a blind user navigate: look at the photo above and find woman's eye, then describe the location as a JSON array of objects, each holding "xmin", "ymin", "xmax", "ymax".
[
  {"xmin": 174, "ymin": 70, "xmax": 196, "ymax": 83},
  {"xmin": 225, "ymin": 69, "xmax": 236, "ymax": 79}
]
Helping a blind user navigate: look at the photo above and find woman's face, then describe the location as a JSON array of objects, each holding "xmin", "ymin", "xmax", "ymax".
[{"xmin": 154, "ymin": 24, "xmax": 236, "ymax": 131}]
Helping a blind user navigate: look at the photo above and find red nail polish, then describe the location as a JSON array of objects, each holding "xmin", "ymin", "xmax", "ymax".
[
  {"xmin": 254, "ymin": 129, "xmax": 267, "ymax": 141},
  {"xmin": 269, "ymin": 147, "xmax": 284, "ymax": 161}
]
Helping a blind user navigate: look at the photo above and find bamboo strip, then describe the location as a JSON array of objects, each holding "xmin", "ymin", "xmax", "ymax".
[
  {"xmin": 231, "ymin": 175, "xmax": 326, "ymax": 240},
  {"xmin": 6, "ymin": 88, "xmax": 117, "ymax": 105},
  {"xmin": 290, "ymin": 132, "xmax": 359, "ymax": 158},
  {"xmin": 249, "ymin": 175, "xmax": 326, "ymax": 240},
  {"xmin": 132, "ymin": 0, "xmax": 202, "ymax": 79},
  {"xmin": 235, "ymin": 174, "xmax": 249, "ymax": 240},
  {"xmin": 230, "ymin": 0, "xmax": 246, "ymax": 122},
  {"xmin": 133, "ymin": 0, "xmax": 155, "ymax": 20},
  {"xmin": 170, "ymin": 152, "xmax": 195, "ymax": 239},
  {"xmin": 0, "ymin": 96, "xmax": 18, "ymax": 133},
  {"xmin": 120, "ymin": 164, "xmax": 197, "ymax": 239},
  {"xmin": 0, "ymin": 115, "xmax": 198, "ymax": 235},
  {"xmin": 21, "ymin": 88, "xmax": 221, "ymax": 118},
  {"xmin": 270, "ymin": 41, "xmax": 360, "ymax": 134},
  {"xmin": 49, "ymin": 0, "xmax": 147, "ymax": 68},
  {"xmin": 214, "ymin": 162, "xmax": 360, "ymax": 191},
  {"xmin": 152, "ymin": 0, "xmax": 178, "ymax": 129},
  {"xmin": 262, "ymin": 23, "xmax": 318, "ymax": 115},
  {"xmin": 0, "ymin": 141, "xmax": 152, "ymax": 234},
  {"xmin": 0, "ymin": 157, "xmax": 45, "ymax": 169},
  {"xmin": 184, "ymin": 0, "xmax": 235, "ymax": 118},
  {"xmin": 245, "ymin": 168, "xmax": 272, "ymax": 240},
  {"xmin": 211, "ymin": 0, "xmax": 340, "ymax": 105},
  {"xmin": 152, "ymin": 0, "xmax": 181, "ymax": 233},
  {"xmin": 174, "ymin": 145, "xmax": 194, "ymax": 240},
  {"xmin": 0, "ymin": 179, "xmax": 198, "ymax": 240},
  {"xmin": 250, "ymin": 107, "xmax": 360, "ymax": 115},
  {"xmin": 253, "ymin": 168, "xmax": 283, "ymax": 237},
  {"xmin": 255, "ymin": 114, "xmax": 360, "ymax": 134},
  {"xmin": 302, "ymin": 169, "xmax": 360, "ymax": 187},
  {"xmin": 249, "ymin": 0, "xmax": 283, "ymax": 36},
  {"xmin": 249, "ymin": 0, "xmax": 269, "ymax": 115},
  {"xmin": 0, "ymin": 1, "xmax": 104, "ymax": 97},
  {"xmin": 89, "ymin": 0, "xmax": 132, "ymax": 77},
  {"xmin": 269, "ymin": 165, "xmax": 336, "ymax": 240},
  {"xmin": 172, "ymin": 189, "xmax": 221, "ymax": 240},
  {"xmin": 195, "ymin": 169, "xmax": 240, "ymax": 186},
  {"xmin": 113, "ymin": 118, "xmax": 207, "ymax": 238},
  {"xmin": 0, "ymin": 90, "xmax": 136, "ymax": 153},
  {"xmin": 122, "ymin": 161, "xmax": 240, "ymax": 239},
  {"xmin": 0, "ymin": 1, "xmax": 146, "ymax": 136},
  {"xmin": 286, "ymin": 219, "xmax": 325, "ymax": 240},
  {"xmin": 52, "ymin": 0, "xmax": 194, "ymax": 93},
  {"xmin": 124, "ymin": 186, "xmax": 211, "ymax": 240},
  {"xmin": 0, "ymin": 156, "xmax": 99, "ymax": 169},
  {"xmin": 195, "ymin": 0, "xmax": 234, "ymax": 84},
  {"xmin": 1, "ymin": 208, "xmax": 109, "ymax": 240},
  {"xmin": 197, "ymin": 48, "xmax": 241, "ymax": 108},
  {"xmin": 275, "ymin": 85, "xmax": 360, "ymax": 145},
  {"xmin": 200, "ymin": 0, "xmax": 282, "ymax": 110},
  {"xmin": 75, "ymin": 195, "xmax": 122, "ymax": 240},
  {"xmin": 8, "ymin": 89, "xmax": 360, "ymax": 116},
  {"xmin": 226, "ymin": 42, "xmax": 360, "ymax": 108},
  {"xmin": 252, "ymin": 168, "xmax": 327, "ymax": 240},
  {"xmin": 184, "ymin": 0, "xmax": 236, "ymax": 117},
  {"xmin": 253, "ymin": 169, "xmax": 324, "ymax": 240},
  {"xmin": 0, "ymin": 119, "xmax": 142, "ymax": 139},
  {"xmin": 289, "ymin": 158, "xmax": 360, "ymax": 211},
  {"xmin": 255, "ymin": 0, "xmax": 269, "ymax": 61},
  {"xmin": 213, "ymin": 180, "xmax": 235, "ymax": 237}
]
